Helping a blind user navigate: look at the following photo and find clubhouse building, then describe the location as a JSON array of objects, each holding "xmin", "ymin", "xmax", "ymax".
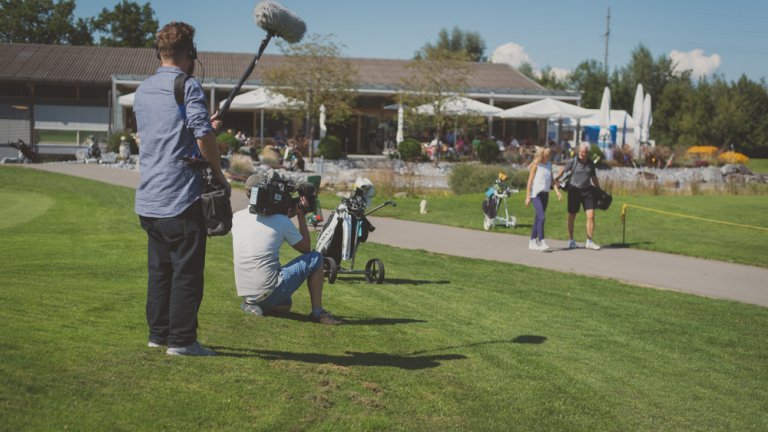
[{"xmin": 0, "ymin": 43, "xmax": 579, "ymax": 159}]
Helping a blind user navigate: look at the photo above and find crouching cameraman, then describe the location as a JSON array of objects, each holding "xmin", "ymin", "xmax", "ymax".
[{"xmin": 231, "ymin": 174, "xmax": 342, "ymax": 325}]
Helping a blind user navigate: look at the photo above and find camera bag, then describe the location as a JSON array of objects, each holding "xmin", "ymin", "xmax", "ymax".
[{"xmin": 175, "ymin": 73, "xmax": 233, "ymax": 236}]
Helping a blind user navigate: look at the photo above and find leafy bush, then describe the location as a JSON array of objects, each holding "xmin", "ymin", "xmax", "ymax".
[
  {"xmin": 398, "ymin": 139, "xmax": 422, "ymax": 161},
  {"xmin": 107, "ymin": 132, "xmax": 137, "ymax": 154},
  {"xmin": 449, "ymin": 163, "xmax": 527, "ymax": 195},
  {"xmin": 318, "ymin": 135, "xmax": 343, "ymax": 160},
  {"xmin": 216, "ymin": 132, "xmax": 241, "ymax": 152},
  {"xmin": 227, "ymin": 154, "xmax": 254, "ymax": 177},
  {"xmin": 475, "ymin": 140, "xmax": 500, "ymax": 164},
  {"xmin": 718, "ymin": 151, "xmax": 749, "ymax": 165}
]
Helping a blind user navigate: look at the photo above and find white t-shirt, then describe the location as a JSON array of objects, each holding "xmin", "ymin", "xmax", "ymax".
[
  {"xmin": 531, "ymin": 162, "xmax": 553, "ymax": 198},
  {"xmin": 231, "ymin": 209, "xmax": 303, "ymax": 297}
]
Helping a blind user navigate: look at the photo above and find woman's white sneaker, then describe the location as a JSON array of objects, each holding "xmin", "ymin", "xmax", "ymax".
[
  {"xmin": 585, "ymin": 240, "xmax": 601, "ymax": 250},
  {"xmin": 528, "ymin": 239, "xmax": 539, "ymax": 250},
  {"xmin": 538, "ymin": 240, "xmax": 550, "ymax": 251}
]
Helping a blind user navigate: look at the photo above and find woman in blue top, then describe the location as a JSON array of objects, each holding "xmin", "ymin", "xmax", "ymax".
[{"xmin": 525, "ymin": 146, "xmax": 562, "ymax": 251}]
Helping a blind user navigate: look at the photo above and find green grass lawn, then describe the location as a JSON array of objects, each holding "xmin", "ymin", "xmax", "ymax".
[
  {"xmin": 747, "ymin": 158, "xmax": 768, "ymax": 174},
  {"xmin": 2, "ymin": 166, "xmax": 768, "ymax": 431},
  {"xmin": 321, "ymin": 190, "xmax": 768, "ymax": 268}
]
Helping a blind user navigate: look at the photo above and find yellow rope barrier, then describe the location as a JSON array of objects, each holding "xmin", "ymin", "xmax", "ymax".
[{"xmin": 622, "ymin": 203, "xmax": 768, "ymax": 232}]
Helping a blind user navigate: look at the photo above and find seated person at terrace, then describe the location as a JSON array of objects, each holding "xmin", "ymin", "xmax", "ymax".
[{"xmin": 231, "ymin": 174, "xmax": 342, "ymax": 325}]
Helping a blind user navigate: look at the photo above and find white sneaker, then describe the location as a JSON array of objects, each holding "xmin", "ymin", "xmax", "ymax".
[
  {"xmin": 538, "ymin": 240, "xmax": 550, "ymax": 251},
  {"xmin": 585, "ymin": 240, "xmax": 601, "ymax": 250},
  {"xmin": 568, "ymin": 239, "xmax": 579, "ymax": 249},
  {"xmin": 166, "ymin": 341, "xmax": 216, "ymax": 357},
  {"xmin": 147, "ymin": 341, "xmax": 164, "ymax": 348},
  {"xmin": 528, "ymin": 239, "xmax": 539, "ymax": 250}
]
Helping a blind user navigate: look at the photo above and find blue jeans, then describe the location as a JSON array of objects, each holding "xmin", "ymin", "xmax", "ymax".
[
  {"xmin": 139, "ymin": 201, "xmax": 206, "ymax": 348},
  {"xmin": 531, "ymin": 192, "xmax": 549, "ymax": 241},
  {"xmin": 250, "ymin": 251, "xmax": 323, "ymax": 309}
]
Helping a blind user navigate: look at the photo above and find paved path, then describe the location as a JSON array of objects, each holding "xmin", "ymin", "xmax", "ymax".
[{"xmin": 22, "ymin": 163, "xmax": 768, "ymax": 308}]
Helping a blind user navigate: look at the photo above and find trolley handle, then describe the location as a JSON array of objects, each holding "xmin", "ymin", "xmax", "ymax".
[{"xmin": 365, "ymin": 200, "xmax": 396, "ymax": 216}]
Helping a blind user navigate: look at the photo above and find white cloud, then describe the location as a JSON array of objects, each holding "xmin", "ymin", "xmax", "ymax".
[
  {"xmin": 490, "ymin": 42, "xmax": 532, "ymax": 67},
  {"xmin": 491, "ymin": 42, "xmax": 571, "ymax": 82},
  {"xmin": 546, "ymin": 67, "xmax": 571, "ymax": 81},
  {"xmin": 670, "ymin": 49, "xmax": 721, "ymax": 79}
]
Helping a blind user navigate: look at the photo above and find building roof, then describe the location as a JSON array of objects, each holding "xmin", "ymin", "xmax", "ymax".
[{"xmin": 0, "ymin": 43, "xmax": 575, "ymax": 100}]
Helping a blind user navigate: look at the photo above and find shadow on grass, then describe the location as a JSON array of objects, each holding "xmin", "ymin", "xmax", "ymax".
[
  {"xmin": 407, "ymin": 335, "xmax": 547, "ymax": 355},
  {"xmin": 262, "ymin": 311, "xmax": 426, "ymax": 326},
  {"xmin": 327, "ymin": 277, "xmax": 451, "ymax": 285},
  {"xmin": 210, "ymin": 347, "xmax": 466, "ymax": 370}
]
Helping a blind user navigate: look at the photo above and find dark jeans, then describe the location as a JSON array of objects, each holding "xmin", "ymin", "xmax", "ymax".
[
  {"xmin": 531, "ymin": 192, "xmax": 549, "ymax": 241},
  {"xmin": 139, "ymin": 202, "xmax": 206, "ymax": 348}
]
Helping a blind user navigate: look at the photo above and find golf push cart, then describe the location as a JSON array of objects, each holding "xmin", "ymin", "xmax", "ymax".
[
  {"xmin": 482, "ymin": 172, "xmax": 519, "ymax": 231},
  {"xmin": 315, "ymin": 178, "xmax": 396, "ymax": 284}
]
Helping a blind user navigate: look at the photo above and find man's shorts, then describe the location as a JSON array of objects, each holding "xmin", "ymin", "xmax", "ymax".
[
  {"xmin": 254, "ymin": 251, "xmax": 323, "ymax": 309},
  {"xmin": 567, "ymin": 187, "xmax": 596, "ymax": 214}
]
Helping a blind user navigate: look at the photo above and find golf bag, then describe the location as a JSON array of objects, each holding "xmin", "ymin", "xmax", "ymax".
[{"xmin": 316, "ymin": 193, "xmax": 374, "ymax": 264}]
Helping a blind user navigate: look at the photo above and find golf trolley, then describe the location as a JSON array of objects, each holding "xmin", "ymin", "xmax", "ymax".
[
  {"xmin": 316, "ymin": 182, "xmax": 396, "ymax": 284},
  {"xmin": 482, "ymin": 175, "xmax": 519, "ymax": 231}
]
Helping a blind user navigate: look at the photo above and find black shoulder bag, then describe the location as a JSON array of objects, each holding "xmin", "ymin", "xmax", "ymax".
[{"xmin": 175, "ymin": 74, "xmax": 233, "ymax": 237}]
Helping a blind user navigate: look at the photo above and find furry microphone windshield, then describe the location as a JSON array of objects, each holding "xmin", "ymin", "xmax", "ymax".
[{"xmin": 253, "ymin": 1, "xmax": 306, "ymax": 43}]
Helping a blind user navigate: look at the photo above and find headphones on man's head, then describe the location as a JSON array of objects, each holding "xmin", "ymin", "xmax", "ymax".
[{"xmin": 154, "ymin": 42, "xmax": 197, "ymax": 61}]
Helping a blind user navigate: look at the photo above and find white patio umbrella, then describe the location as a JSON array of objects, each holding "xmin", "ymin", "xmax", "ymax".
[
  {"xmin": 415, "ymin": 96, "xmax": 502, "ymax": 117},
  {"xmin": 396, "ymin": 105, "xmax": 404, "ymax": 145},
  {"xmin": 598, "ymin": 87, "xmax": 612, "ymax": 148},
  {"xmin": 632, "ymin": 84, "xmax": 644, "ymax": 154},
  {"xmin": 641, "ymin": 93, "xmax": 653, "ymax": 145},
  {"xmin": 319, "ymin": 104, "xmax": 327, "ymax": 139},
  {"xmin": 496, "ymin": 97, "xmax": 593, "ymax": 119},
  {"xmin": 219, "ymin": 87, "xmax": 302, "ymax": 145},
  {"xmin": 118, "ymin": 92, "xmax": 134, "ymax": 107}
]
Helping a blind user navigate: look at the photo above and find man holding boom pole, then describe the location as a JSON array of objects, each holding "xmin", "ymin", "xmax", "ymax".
[{"xmin": 134, "ymin": 22, "xmax": 228, "ymax": 357}]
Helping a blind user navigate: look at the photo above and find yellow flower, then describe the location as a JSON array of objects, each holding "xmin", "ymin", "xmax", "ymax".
[{"xmin": 718, "ymin": 151, "xmax": 749, "ymax": 165}]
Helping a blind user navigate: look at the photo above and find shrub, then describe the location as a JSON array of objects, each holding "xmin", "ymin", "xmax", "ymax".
[
  {"xmin": 227, "ymin": 154, "xmax": 254, "ymax": 177},
  {"xmin": 718, "ymin": 151, "xmax": 749, "ymax": 165},
  {"xmin": 686, "ymin": 145, "xmax": 719, "ymax": 158},
  {"xmin": 475, "ymin": 140, "xmax": 500, "ymax": 164},
  {"xmin": 398, "ymin": 139, "xmax": 422, "ymax": 161},
  {"xmin": 449, "ymin": 163, "xmax": 526, "ymax": 195},
  {"xmin": 318, "ymin": 135, "xmax": 343, "ymax": 160},
  {"xmin": 107, "ymin": 132, "xmax": 137, "ymax": 154},
  {"xmin": 216, "ymin": 132, "xmax": 241, "ymax": 152}
]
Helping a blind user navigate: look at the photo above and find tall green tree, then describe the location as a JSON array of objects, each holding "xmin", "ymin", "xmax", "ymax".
[
  {"xmin": 0, "ymin": 0, "xmax": 92, "ymax": 45},
  {"xmin": 263, "ymin": 33, "xmax": 359, "ymax": 160},
  {"xmin": 91, "ymin": 0, "xmax": 158, "ymax": 48},
  {"xmin": 568, "ymin": 59, "xmax": 608, "ymax": 108},
  {"xmin": 416, "ymin": 27, "xmax": 486, "ymax": 62}
]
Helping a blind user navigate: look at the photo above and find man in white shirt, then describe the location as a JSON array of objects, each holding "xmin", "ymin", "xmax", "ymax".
[{"xmin": 231, "ymin": 174, "xmax": 342, "ymax": 325}]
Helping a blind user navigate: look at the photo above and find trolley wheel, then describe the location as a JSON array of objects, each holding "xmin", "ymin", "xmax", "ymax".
[
  {"xmin": 509, "ymin": 216, "xmax": 517, "ymax": 228},
  {"xmin": 365, "ymin": 259, "xmax": 385, "ymax": 284},
  {"xmin": 483, "ymin": 216, "xmax": 493, "ymax": 231},
  {"xmin": 323, "ymin": 257, "xmax": 338, "ymax": 284}
]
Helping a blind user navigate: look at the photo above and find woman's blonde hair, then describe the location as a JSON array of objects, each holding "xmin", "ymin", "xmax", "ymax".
[{"xmin": 529, "ymin": 146, "xmax": 551, "ymax": 168}]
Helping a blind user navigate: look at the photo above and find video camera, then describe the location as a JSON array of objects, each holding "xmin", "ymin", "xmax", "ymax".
[{"xmin": 249, "ymin": 173, "xmax": 317, "ymax": 216}]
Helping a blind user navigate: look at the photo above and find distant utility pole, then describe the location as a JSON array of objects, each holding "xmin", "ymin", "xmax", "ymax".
[{"xmin": 604, "ymin": 7, "xmax": 611, "ymax": 75}]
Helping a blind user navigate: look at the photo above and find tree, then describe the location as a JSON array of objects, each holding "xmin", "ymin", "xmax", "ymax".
[
  {"xmin": 400, "ymin": 47, "xmax": 475, "ymax": 165},
  {"xmin": 0, "ymin": 0, "xmax": 92, "ymax": 45},
  {"xmin": 91, "ymin": 0, "xmax": 158, "ymax": 48},
  {"xmin": 567, "ymin": 59, "xmax": 608, "ymax": 108},
  {"xmin": 416, "ymin": 27, "xmax": 486, "ymax": 62},
  {"xmin": 263, "ymin": 33, "xmax": 359, "ymax": 161}
]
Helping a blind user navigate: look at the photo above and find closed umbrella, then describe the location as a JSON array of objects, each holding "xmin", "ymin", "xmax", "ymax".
[
  {"xmin": 319, "ymin": 104, "xmax": 327, "ymax": 139},
  {"xmin": 641, "ymin": 93, "xmax": 653, "ymax": 145},
  {"xmin": 396, "ymin": 105, "xmax": 404, "ymax": 145},
  {"xmin": 598, "ymin": 87, "xmax": 611, "ymax": 149},
  {"xmin": 632, "ymin": 84, "xmax": 644, "ymax": 155}
]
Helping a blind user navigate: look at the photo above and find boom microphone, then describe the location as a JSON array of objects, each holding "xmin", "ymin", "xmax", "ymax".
[
  {"xmin": 254, "ymin": 1, "xmax": 306, "ymax": 43},
  {"xmin": 217, "ymin": 1, "xmax": 306, "ymax": 121}
]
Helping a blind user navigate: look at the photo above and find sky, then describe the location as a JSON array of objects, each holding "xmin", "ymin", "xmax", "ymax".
[{"xmin": 74, "ymin": 0, "xmax": 768, "ymax": 82}]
